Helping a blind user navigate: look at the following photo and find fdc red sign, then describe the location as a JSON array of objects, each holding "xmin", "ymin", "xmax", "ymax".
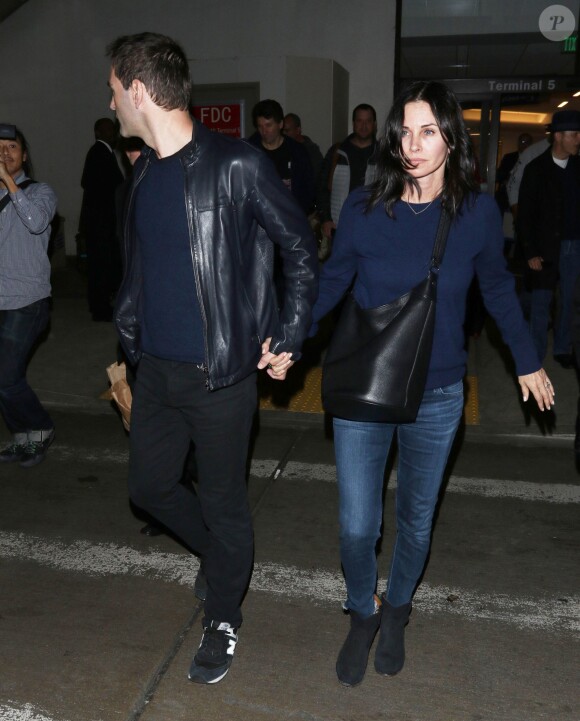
[{"xmin": 192, "ymin": 103, "xmax": 243, "ymax": 138}]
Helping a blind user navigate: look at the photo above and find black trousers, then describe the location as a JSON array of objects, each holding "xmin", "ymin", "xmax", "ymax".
[{"xmin": 128, "ymin": 354, "xmax": 256, "ymax": 627}]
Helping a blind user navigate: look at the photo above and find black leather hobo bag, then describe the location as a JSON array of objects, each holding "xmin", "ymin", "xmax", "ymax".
[{"xmin": 321, "ymin": 208, "xmax": 451, "ymax": 423}]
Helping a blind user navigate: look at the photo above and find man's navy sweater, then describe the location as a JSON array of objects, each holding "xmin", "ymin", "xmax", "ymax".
[{"xmin": 135, "ymin": 147, "xmax": 205, "ymax": 364}]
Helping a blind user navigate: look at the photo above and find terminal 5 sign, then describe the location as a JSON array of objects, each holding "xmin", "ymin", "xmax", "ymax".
[
  {"xmin": 444, "ymin": 77, "xmax": 580, "ymax": 95},
  {"xmin": 489, "ymin": 79, "xmax": 560, "ymax": 92}
]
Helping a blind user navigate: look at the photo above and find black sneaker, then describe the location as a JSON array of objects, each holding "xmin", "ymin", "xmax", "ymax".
[
  {"xmin": 139, "ymin": 522, "xmax": 163, "ymax": 537},
  {"xmin": 188, "ymin": 621, "xmax": 238, "ymax": 684},
  {"xmin": 0, "ymin": 433, "xmax": 28, "ymax": 463},
  {"xmin": 20, "ymin": 429, "xmax": 55, "ymax": 468}
]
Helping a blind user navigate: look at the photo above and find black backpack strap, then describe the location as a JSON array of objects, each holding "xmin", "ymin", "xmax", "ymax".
[{"xmin": 0, "ymin": 178, "xmax": 36, "ymax": 213}]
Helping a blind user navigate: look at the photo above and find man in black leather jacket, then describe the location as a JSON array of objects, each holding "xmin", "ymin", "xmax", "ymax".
[{"xmin": 107, "ymin": 32, "xmax": 318, "ymax": 685}]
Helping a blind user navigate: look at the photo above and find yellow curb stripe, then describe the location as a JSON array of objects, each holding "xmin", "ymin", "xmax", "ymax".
[
  {"xmin": 260, "ymin": 366, "xmax": 323, "ymax": 413},
  {"xmin": 464, "ymin": 374, "xmax": 479, "ymax": 425},
  {"xmin": 261, "ymin": 368, "xmax": 480, "ymax": 423}
]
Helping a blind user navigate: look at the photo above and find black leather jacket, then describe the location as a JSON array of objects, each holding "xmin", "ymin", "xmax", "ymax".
[{"xmin": 115, "ymin": 121, "xmax": 318, "ymax": 390}]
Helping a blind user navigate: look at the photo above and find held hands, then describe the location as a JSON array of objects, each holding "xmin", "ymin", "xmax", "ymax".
[
  {"xmin": 321, "ymin": 220, "xmax": 336, "ymax": 239},
  {"xmin": 257, "ymin": 337, "xmax": 295, "ymax": 381},
  {"xmin": 527, "ymin": 256, "xmax": 543, "ymax": 271},
  {"xmin": 518, "ymin": 369, "xmax": 555, "ymax": 411}
]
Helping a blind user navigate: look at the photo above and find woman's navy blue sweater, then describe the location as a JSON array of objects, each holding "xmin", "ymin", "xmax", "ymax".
[{"xmin": 312, "ymin": 189, "xmax": 540, "ymax": 390}]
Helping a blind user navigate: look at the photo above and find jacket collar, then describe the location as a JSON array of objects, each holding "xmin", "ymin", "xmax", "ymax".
[{"xmin": 139, "ymin": 119, "xmax": 207, "ymax": 167}]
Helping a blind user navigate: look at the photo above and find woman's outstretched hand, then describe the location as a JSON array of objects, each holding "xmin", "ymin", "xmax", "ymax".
[{"xmin": 518, "ymin": 369, "xmax": 555, "ymax": 411}]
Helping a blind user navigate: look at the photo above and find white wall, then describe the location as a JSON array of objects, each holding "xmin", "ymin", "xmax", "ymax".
[{"xmin": 0, "ymin": 0, "xmax": 397, "ymax": 254}]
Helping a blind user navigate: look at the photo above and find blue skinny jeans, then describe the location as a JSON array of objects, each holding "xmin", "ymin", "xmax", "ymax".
[{"xmin": 333, "ymin": 380, "xmax": 464, "ymax": 617}]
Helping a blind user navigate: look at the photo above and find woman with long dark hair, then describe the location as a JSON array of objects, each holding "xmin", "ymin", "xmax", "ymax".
[{"xmin": 311, "ymin": 81, "xmax": 554, "ymax": 686}]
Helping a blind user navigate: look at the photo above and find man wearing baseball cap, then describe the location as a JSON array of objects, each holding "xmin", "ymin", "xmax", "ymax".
[{"xmin": 517, "ymin": 109, "xmax": 580, "ymax": 368}]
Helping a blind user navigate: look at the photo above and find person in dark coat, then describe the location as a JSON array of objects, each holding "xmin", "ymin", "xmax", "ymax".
[
  {"xmin": 247, "ymin": 99, "xmax": 315, "ymax": 305},
  {"xmin": 80, "ymin": 117, "xmax": 124, "ymax": 321},
  {"xmin": 572, "ymin": 273, "xmax": 580, "ymax": 459},
  {"xmin": 517, "ymin": 110, "xmax": 580, "ymax": 367},
  {"xmin": 247, "ymin": 99, "xmax": 314, "ymax": 214},
  {"xmin": 283, "ymin": 112, "xmax": 323, "ymax": 182},
  {"xmin": 107, "ymin": 32, "xmax": 317, "ymax": 685}
]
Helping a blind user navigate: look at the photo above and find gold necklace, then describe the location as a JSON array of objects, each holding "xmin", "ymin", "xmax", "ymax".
[{"xmin": 405, "ymin": 197, "xmax": 435, "ymax": 215}]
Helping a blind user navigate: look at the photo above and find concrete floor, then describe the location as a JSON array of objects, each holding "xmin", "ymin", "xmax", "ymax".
[{"xmin": 0, "ymin": 267, "xmax": 578, "ymax": 721}]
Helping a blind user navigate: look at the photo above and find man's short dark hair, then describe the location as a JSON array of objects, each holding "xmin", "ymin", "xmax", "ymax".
[
  {"xmin": 252, "ymin": 99, "xmax": 284, "ymax": 127},
  {"xmin": 352, "ymin": 103, "xmax": 377, "ymax": 122},
  {"xmin": 285, "ymin": 112, "xmax": 301, "ymax": 128},
  {"xmin": 107, "ymin": 32, "xmax": 192, "ymax": 111}
]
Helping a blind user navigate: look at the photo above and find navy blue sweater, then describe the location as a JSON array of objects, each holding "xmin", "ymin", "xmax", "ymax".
[
  {"xmin": 312, "ymin": 189, "xmax": 539, "ymax": 390},
  {"xmin": 135, "ymin": 148, "xmax": 204, "ymax": 364}
]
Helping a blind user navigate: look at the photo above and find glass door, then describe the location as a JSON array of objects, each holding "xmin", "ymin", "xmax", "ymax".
[{"xmin": 457, "ymin": 92, "xmax": 501, "ymax": 195}]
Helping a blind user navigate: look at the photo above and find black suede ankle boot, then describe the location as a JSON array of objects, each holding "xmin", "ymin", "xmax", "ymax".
[
  {"xmin": 336, "ymin": 602, "xmax": 382, "ymax": 687},
  {"xmin": 374, "ymin": 599, "xmax": 412, "ymax": 676}
]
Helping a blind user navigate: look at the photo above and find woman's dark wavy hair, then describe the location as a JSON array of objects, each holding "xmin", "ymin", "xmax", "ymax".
[
  {"xmin": 367, "ymin": 80, "xmax": 479, "ymax": 217},
  {"xmin": 107, "ymin": 32, "xmax": 192, "ymax": 111}
]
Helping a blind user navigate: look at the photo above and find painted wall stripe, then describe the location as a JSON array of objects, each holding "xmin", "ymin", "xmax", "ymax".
[{"xmin": 1, "ymin": 532, "xmax": 577, "ymax": 636}]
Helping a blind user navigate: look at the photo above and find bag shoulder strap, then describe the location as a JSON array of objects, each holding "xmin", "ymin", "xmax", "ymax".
[
  {"xmin": 0, "ymin": 178, "xmax": 37, "ymax": 214},
  {"xmin": 430, "ymin": 206, "xmax": 452, "ymax": 270}
]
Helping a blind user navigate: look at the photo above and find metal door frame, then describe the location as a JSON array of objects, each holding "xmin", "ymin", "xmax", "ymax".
[{"xmin": 455, "ymin": 91, "xmax": 501, "ymax": 196}]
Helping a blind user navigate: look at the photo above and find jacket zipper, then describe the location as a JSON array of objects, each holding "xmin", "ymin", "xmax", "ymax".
[{"xmin": 183, "ymin": 154, "xmax": 212, "ymax": 390}]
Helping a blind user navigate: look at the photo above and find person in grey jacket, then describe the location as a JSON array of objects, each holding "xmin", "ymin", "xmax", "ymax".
[
  {"xmin": 0, "ymin": 125, "xmax": 57, "ymax": 468},
  {"xmin": 317, "ymin": 104, "xmax": 378, "ymax": 251},
  {"xmin": 107, "ymin": 32, "xmax": 317, "ymax": 685}
]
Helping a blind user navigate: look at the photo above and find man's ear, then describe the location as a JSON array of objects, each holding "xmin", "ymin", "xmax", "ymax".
[{"xmin": 131, "ymin": 80, "xmax": 146, "ymax": 108}]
